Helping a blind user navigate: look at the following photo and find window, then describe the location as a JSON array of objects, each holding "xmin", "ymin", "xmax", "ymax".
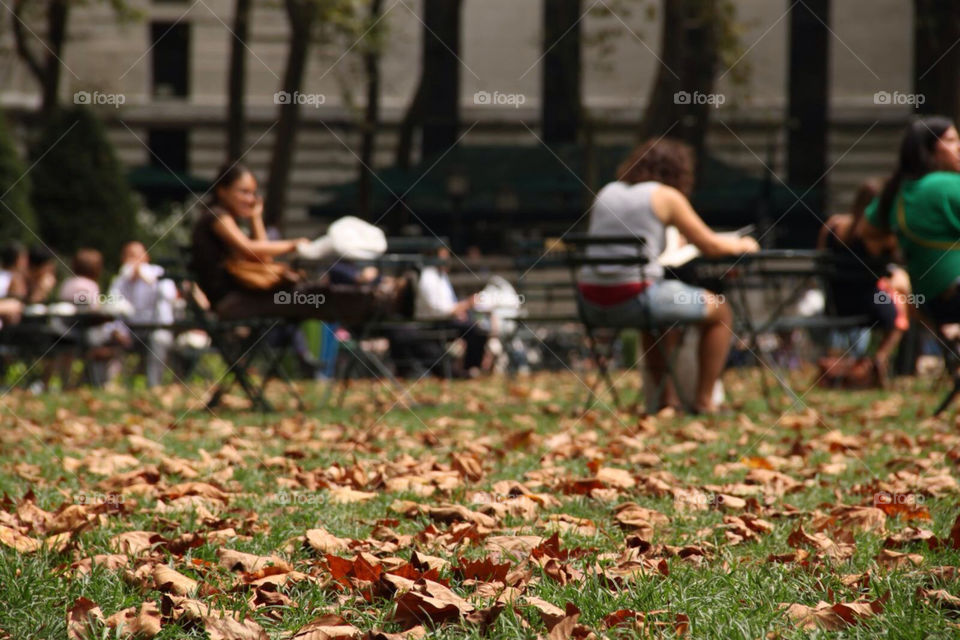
[
  {"xmin": 148, "ymin": 128, "xmax": 189, "ymax": 173},
  {"xmin": 150, "ymin": 21, "xmax": 189, "ymax": 98}
]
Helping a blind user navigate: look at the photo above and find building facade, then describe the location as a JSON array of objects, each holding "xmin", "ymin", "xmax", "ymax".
[{"xmin": 0, "ymin": 0, "xmax": 920, "ymax": 234}]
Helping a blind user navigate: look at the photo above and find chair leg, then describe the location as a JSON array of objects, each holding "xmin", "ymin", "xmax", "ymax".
[
  {"xmin": 582, "ymin": 329, "xmax": 621, "ymax": 411},
  {"xmin": 933, "ymin": 378, "xmax": 960, "ymax": 417},
  {"xmin": 933, "ymin": 332, "xmax": 960, "ymax": 417}
]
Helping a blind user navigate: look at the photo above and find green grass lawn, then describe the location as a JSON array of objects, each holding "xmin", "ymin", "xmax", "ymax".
[{"xmin": 1, "ymin": 367, "xmax": 959, "ymax": 639}]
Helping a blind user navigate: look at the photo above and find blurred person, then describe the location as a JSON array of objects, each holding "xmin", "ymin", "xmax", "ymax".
[
  {"xmin": 577, "ymin": 138, "xmax": 759, "ymax": 413},
  {"xmin": 191, "ymin": 164, "xmax": 406, "ymax": 323},
  {"xmin": 862, "ymin": 118, "xmax": 960, "ymax": 328},
  {"xmin": 817, "ymin": 178, "xmax": 910, "ymax": 386},
  {"xmin": 413, "ymin": 247, "xmax": 489, "ymax": 376},
  {"xmin": 0, "ymin": 241, "xmax": 28, "ymax": 300},
  {"xmin": 58, "ymin": 248, "xmax": 129, "ymax": 386},
  {"xmin": 59, "ymin": 248, "xmax": 105, "ymax": 307},
  {"xmin": 108, "ymin": 241, "xmax": 178, "ymax": 387},
  {"xmin": 26, "ymin": 245, "xmax": 57, "ymax": 304}
]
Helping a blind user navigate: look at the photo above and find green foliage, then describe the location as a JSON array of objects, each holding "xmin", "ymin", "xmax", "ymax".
[
  {"xmin": 29, "ymin": 105, "xmax": 138, "ymax": 265},
  {"xmin": 0, "ymin": 113, "xmax": 37, "ymax": 243}
]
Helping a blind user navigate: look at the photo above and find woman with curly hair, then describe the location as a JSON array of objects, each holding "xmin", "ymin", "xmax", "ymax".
[{"xmin": 577, "ymin": 138, "xmax": 758, "ymax": 413}]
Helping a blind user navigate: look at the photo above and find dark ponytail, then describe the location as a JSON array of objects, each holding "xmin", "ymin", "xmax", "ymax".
[{"xmin": 876, "ymin": 116, "xmax": 955, "ymax": 228}]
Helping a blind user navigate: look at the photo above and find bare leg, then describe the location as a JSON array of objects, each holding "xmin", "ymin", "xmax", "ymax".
[{"xmin": 696, "ymin": 293, "xmax": 733, "ymax": 412}]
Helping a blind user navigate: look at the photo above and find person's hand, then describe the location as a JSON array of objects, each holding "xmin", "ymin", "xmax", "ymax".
[
  {"xmin": 739, "ymin": 236, "xmax": 760, "ymax": 253},
  {"xmin": 251, "ymin": 195, "xmax": 264, "ymax": 219}
]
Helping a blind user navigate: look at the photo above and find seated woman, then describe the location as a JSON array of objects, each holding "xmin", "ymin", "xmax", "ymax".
[
  {"xmin": 862, "ymin": 117, "xmax": 960, "ymax": 328},
  {"xmin": 577, "ymin": 138, "xmax": 758, "ymax": 413},
  {"xmin": 817, "ymin": 178, "xmax": 911, "ymax": 386},
  {"xmin": 191, "ymin": 164, "xmax": 404, "ymax": 324}
]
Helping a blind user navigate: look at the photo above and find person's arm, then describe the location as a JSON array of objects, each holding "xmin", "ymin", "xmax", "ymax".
[
  {"xmin": 249, "ymin": 197, "xmax": 268, "ymax": 241},
  {"xmin": 210, "ymin": 214, "xmax": 306, "ymax": 261},
  {"xmin": 0, "ymin": 298, "xmax": 22, "ymax": 324},
  {"xmin": 6, "ymin": 272, "xmax": 27, "ymax": 300},
  {"xmin": 652, "ymin": 185, "xmax": 759, "ymax": 256},
  {"xmin": 818, "ymin": 214, "xmax": 851, "ymax": 250}
]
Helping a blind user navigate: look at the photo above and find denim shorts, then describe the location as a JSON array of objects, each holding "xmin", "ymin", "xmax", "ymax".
[{"xmin": 578, "ymin": 279, "xmax": 712, "ymax": 328}]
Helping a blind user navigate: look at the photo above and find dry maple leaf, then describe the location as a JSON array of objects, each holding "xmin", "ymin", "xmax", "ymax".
[
  {"xmin": 0, "ymin": 524, "xmax": 41, "ymax": 553},
  {"xmin": 787, "ymin": 525, "xmax": 855, "ymax": 562},
  {"xmin": 104, "ymin": 602, "xmax": 162, "ymax": 638},
  {"xmin": 304, "ymin": 527, "xmax": 351, "ymax": 554},
  {"xmin": 109, "ymin": 531, "xmax": 167, "ymax": 556},
  {"xmin": 328, "ymin": 487, "xmax": 378, "ymax": 504},
  {"xmin": 289, "ymin": 614, "xmax": 361, "ymax": 639},
  {"xmin": 66, "ymin": 597, "xmax": 104, "ymax": 640},
  {"xmin": 874, "ymin": 497, "xmax": 931, "ymax": 522},
  {"xmin": 153, "ymin": 564, "xmax": 199, "ymax": 596},
  {"xmin": 217, "ymin": 548, "xmax": 291, "ymax": 574},
  {"xmin": 161, "ymin": 594, "xmax": 267, "ymax": 640},
  {"xmin": 780, "ymin": 595, "xmax": 886, "ymax": 630},
  {"xmin": 392, "ymin": 579, "xmax": 475, "ymax": 628},
  {"xmin": 916, "ymin": 587, "xmax": 960, "ymax": 610},
  {"xmin": 811, "ymin": 506, "xmax": 886, "ymax": 538},
  {"xmin": 875, "ymin": 549, "xmax": 923, "ymax": 570}
]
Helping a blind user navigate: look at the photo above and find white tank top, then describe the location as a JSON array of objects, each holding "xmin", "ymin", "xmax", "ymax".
[{"xmin": 577, "ymin": 181, "xmax": 665, "ymax": 284}]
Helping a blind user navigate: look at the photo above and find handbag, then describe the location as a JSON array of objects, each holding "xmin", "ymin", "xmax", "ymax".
[{"xmin": 224, "ymin": 257, "xmax": 300, "ymax": 291}]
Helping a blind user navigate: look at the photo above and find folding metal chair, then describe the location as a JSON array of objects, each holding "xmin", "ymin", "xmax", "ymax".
[
  {"xmin": 182, "ymin": 282, "xmax": 304, "ymax": 412},
  {"xmin": 563, "ymin": 234, "xmax": 692, "ymax": 412}
]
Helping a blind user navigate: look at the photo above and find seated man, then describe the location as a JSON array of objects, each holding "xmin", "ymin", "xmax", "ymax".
[{"xmin": 411, "ymin": 247, "xmax": 488, "ymax": 376}]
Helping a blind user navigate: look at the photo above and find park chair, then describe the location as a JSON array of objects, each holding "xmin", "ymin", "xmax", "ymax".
[
  {"xmin": 181, "ymin": 281, "xmax": 304, "ymax": 412},
  {"xmin": 563, "ymin": 234, "xmax": 693, "ymax": 413},
  {"xmin": 912, "ymin": 314, "xmax": 960, "ymax": 418},
  {"xmin": 298, "ymin": 236, "xmax": 454, "ymax": 408}
]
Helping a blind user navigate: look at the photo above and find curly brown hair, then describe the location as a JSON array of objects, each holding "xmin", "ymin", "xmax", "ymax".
[{"xmin": 616, "ymin": 138, "xmax": 695, "ymax": 195}]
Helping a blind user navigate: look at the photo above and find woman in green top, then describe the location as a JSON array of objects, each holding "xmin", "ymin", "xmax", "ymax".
[{"xmin": 864, "ymin": 117, "xmax": 960, "ymax": 320}]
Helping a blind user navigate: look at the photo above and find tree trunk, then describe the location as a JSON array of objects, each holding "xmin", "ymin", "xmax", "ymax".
[
  {"xmin": 264, "ymin": 0, "xmax": 317, "ymax": 231},
  {"xmin": 639, "ymin": 0, "xmax": 720, "ymax": 175},
  {"xmin": 358, "ymin": 0, "xmax": 384, "ymax": 219},
  {"xmin": 914, "ymin": 0, "xmax": 960, "ymax": 120},
  {"xmin": 786, "ymin": 0, "xmax": 830, "ymax": 215},
  {"xmin": 12, "ymin": 0, "xmax": 69, "ymax": 119},
  {"xmin": 42, "ymin": 0, "xmax": 67, "ymax": 116},
  {"xmin": 226, "ymin": 0, "xmax": 252, "ymax": 163},
  {"xmin": 542, "ymin": 0, "xmax": 581, "ymax": 144},
  {"xmin": 420, "ymin": 0, "xmax": 462, "ymax": 158},
  {"xmin": 395, "ymin": 76, "xmax": 425, "ymax": 170}
]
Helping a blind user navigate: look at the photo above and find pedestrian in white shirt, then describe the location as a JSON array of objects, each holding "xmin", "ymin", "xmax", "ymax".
[
  {"xmin": 108, "ymin": 241, "xmax": 178, "ymax": 387},
  {"xmin": 413, "ymin": 248, "xmax": 488, "ymax": 375}
]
